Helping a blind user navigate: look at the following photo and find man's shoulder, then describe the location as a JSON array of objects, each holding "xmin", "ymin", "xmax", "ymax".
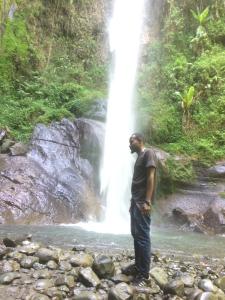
[{"xmin": 144, "ymin": 148, "xmax": 157, "ymax": 166}]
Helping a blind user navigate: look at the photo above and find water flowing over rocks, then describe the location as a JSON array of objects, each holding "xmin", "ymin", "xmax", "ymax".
[
  {"xmin": 0, "ymin": 118, "xmax": 104, "ymax": 225},
  {"xmin": 0, "ymin": 236, "xmax": 224, "ymax": 299}
]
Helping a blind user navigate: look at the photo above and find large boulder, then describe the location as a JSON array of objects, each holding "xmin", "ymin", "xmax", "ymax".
[{"xmin": 0, "ymin": 118, "xmax": 105, "ymax": 224}]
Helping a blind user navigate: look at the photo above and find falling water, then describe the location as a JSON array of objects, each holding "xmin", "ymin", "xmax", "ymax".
[
  {"xmin": 76, "ymin": 0, "xmax": 145, "ymax": 233},
  {"xmin": 100, "ymin": 0, "xmax": 145, "ymax": 233}
]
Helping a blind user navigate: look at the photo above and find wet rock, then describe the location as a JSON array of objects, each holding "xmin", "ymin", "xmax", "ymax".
[
  {"xmin": 111, "ymin": 274, "xmax": 130, "ymax": 284},
  {"xmin": 0, "ymin": 272, "xmax": 21, "ymax": 284},
  {"xmin": 3, "ymin": 237, "xmax": 17, "ymax": 247},
  {"xmin": 196, "ymin": 291, "xmax": 221, "ymax": 300},
  {"xmin": 46, "ymin": 287, "xmax": 65, "ymax": 299},
  {"xmin": 108, "ymin": 282, "xmax": 133, "ymax": 300},
  {"xmin": 0, "ymin": 118, "xmax": 104, "ymax": 225},
  {"xmin": 72, "ymin": 245, "xmax": 86, "ymax": 252},
  {"xmin": 33, "ymin": 269, "xmax": 52, "ymax": 279},
  {"xmin": 26, "ymin": 292, "xmax": 50, "ymax": 300},
  {"xmin": 7, "ymin": 250, "xmax": 25, "ymax": 261},
  {"xmin": 93, "ymin": 254, "xmax": 115, "ymax": 278},
  {"xmin": 20, "ymin": 255, "xmax": 39, "ymax": 268},
  {"xmin": 0, "ymin": 139, "xmax": 15, "ymax": 153},
  {"xmin": 36, "ymin": 248, "xmax": 58, "ymax": 263},
  {"xmin": 46, "ymin": 260, "xmax": 58, "ymax": 270},
  {"xmin": 18, "ymin": 242, "xmax": 41, "ymax": 255},
  {"xmin": 33, "ymin": 262, "xmax": 47, "ymax": 270},
  {"xmin": 150, "ymin": 267, "xmax": 169, "ymax": 288},
  {"xmin": 2, "ymin": 260, "xmax": 20, "ymax": 272},
  {"xmin": 198, "ymin": 279, "xmax": 218, "ymax": 292},
  {"xmin": 214, "ymin": 276, "xmax": 225, "ymax": 291},
  {"xmin": 0, "ymin": 246, "xmax": 10, "ymax": 259},
  {"xmin": 79, "ymin": 267, "xmax": 100, "ymax": 287},
  {"xmin": 180, "ymin": 274, "xmax": 195, "ymax": 287},
  {"xmin": 70, "ymin": 253, "xmax": 93, "ymax": 267},
  {"xmin": 164, "ymin": 279, "xmax": 184, "ymax": 297},
  {"xmin": 10, "ymin": 142, "xmax": 28, "ymax": 156},
  {"xmin": 73, "ymin": 289, "xmax": 100, "ymax": 300},
  {"xmin": 34, "ymin": 279, "xmax": 54, "ymax": 291},
  {"xmin": 55, "ymin": 275, "xmax": 75, "ymax": 288},
  {"xmin": 0, "ymin": 129, "xmax": 7, "ymax": 142},
  {"xmin": 59, "ymin": 260, "xmax": 72, "ymax": 272},
  {"xmin": 207, "ymin": 163, "xmax": 225, "ymax": 178}
]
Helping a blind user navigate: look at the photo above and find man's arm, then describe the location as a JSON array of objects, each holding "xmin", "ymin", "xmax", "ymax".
[
  {"xmin": 145, "ymin": 166, "xmax": 156, "ymax": 205},
  {"xmin": 140, "ymin": 167, "xmax": 155, "ymax": 215}
]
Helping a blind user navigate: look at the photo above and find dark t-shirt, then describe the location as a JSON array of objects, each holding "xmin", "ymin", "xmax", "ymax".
[{"xmin": 131, "ymin": 148, "xmax": 157, "ymax": 204}]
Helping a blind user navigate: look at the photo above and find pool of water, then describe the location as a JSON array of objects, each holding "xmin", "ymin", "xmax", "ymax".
[{"xmin": 0, "ymin": 224, "xmax": 224, "ymax": 259}]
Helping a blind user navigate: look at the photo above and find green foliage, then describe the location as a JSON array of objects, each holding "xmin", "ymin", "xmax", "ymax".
[
  {"xmin": 0, "ymin": 0, "xmax": 107, "ymax": 141},
  {"xmin": 137, "ymin": 0, "xmax": 225, "ymax": 166},
  {"xmin": 191, "ymin": 7, "xmax": 209, "ymax": 26}
]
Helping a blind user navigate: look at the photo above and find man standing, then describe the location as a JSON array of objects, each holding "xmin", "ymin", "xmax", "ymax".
[{"xmin": 129, "ymin": 133, "xmax": 157, "ymax": 286}]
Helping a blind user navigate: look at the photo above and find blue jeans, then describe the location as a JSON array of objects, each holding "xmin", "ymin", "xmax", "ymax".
[{"xmin": 130, "ymin": 202, "xmax": 151, "ymax": 278}]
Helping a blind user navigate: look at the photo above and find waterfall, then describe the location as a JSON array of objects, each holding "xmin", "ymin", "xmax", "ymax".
[
  {"xmin": 100, "ymin": 0, "xmax": 146, "ymax": 233},
  {"xmin": 76, "ymin": 0, "xmax": 145, "ymax": 233}
]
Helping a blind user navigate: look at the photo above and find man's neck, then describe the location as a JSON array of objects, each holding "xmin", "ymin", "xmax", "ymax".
[{"xmin": 137, "ymin": 146, "xmax": 145, "ymax": 155}]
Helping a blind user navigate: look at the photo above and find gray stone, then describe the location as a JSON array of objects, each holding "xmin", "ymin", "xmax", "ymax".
[
  {"xmin": 79, "ymin": 267, "xmax": 100, "ymax": 287},
  {"xmin": 33, "ymin": 270, "xmax": 51, "ymax": 279},
  {"xmin": 196, "ymin": 292, "xmax": 220, "ymax": 300},
  {"xmin": 73, "ymin": 289, "xmax": 100, "ymax": 300},
  {"xmin": 111, "ymin": 274, "xmax": 130, "ymax": 284},
  {"xmin": 215, "ymin": 277, "xmax": 225, "ymax": 291},
  {"xmin": 108, "ymin": 282, "xmax": 133, "ymax": 300},
  {"xmin": 70, "ymin": 253, "xmax": 93, "ymax": 267},
  {"xmin": 36, "ymin": 248, "xmax": 58, "ymax": 263},
  {"xmin": 10, "ymin": 142, "xmax": 28, "ymax": 156},
  {"xmin": 59, "ymin": 260, "xmax": 72, "ymax": 271},
  {"xmin": 0, "ymin": 139, "xmax": 15, "ymax": 153},
  {"xmin": 2, "ymin": 260, "xmax": 20, "ymax": 272},
  {"xmin": 55, "ymin": 275, "xmax": 75, "ymax": 288},
  {"xmin": 18, "ymin": 242, "xmax": 41, "ymax": 255},
  {"xmin": 0, "ymin": 129, "xmax": 7, "ymax": 142},
  {"xmin": 20, "ymin": 255, "xmax": 39, "ymax": 268},
  {"xmin": 198, "ymin": 279, "xmax": 218, "ymax": 293},
  {"xmin": 46, "ymin": 287, "xmax": 65, "ymax": 299},
  {"xmin": 164, "ymin": 279, "xmax": 184, "ymax": 297},
  {"xmin": 180, "ymin": 274, "xmax": 195, "ymax": 287},
  {"xmin": 0, "ymin": 246, "xmax": 10, "ymax": 259},
  {"xmin": 34, "ymin": 279, "xmax": 54, "ymax": 291},
  {"xmin": 25, "ymin": 292, "xmax": 50, "ymax": 300},
  {"xmin": 0, "ymin": 272, "xmax": 21, "ymax": 284},
  {"xmin": 93, "ymin": 254, "xmax": 115, "ymax": 278},
  {"xmin": 150, "ymin": 267, "xmax": 169, "ymax": 288},
  {"xmin": 47, "ymin": 260, "xmax": 58, "ymax": 270}
]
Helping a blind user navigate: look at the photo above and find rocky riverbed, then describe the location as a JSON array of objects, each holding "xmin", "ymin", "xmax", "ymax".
[{"xmin": 0, "ymin": 235, "xmax": 225, "ymax": 300}]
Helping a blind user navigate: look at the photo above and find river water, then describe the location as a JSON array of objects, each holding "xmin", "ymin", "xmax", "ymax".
[{"xmin": 0, "ymin": 225, "xmax": 224, "ymax": 260}]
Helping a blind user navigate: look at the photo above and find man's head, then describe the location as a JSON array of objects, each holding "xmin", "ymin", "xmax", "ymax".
[{"xmin": 129, "ymin": 133, "xmax": 144, "ymax": 153}]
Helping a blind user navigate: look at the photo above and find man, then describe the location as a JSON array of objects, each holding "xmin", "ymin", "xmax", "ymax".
[{"xmin": 129, "ymin": 133, "xmax": 157, "ymax": 286}]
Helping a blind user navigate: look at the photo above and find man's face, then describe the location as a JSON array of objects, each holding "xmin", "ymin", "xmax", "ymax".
[{"xmin": 129, "ymin": 136, "xmax": 141, "ymax": 153}]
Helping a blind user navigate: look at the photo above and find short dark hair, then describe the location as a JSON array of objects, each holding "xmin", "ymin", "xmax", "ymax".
[{"xmin": 130, "ymin": 133, "xmax": 144, "ymax": 143}]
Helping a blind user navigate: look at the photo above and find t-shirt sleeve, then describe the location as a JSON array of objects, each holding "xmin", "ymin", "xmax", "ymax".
[{"xmin": 145, "ymin": 149, "xmax": 157, "ymax": 168}]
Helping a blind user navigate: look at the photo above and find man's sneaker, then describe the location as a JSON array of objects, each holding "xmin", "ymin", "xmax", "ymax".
[{"xmin": 133, "ymin": 274, "xmax": 149, "ymax": 287}]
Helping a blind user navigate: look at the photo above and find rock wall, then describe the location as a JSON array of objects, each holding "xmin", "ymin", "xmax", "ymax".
[{"xmin": 0, "ymin": 118, "xmax": 105, "ymax": 225}]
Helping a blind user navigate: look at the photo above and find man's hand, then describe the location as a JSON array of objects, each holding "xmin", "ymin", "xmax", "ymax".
[{"xmin": 140, "ymin": 202, "xmax": 151, "ymax": 215}]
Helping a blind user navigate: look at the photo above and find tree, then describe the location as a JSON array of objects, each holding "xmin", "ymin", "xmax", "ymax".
[
  {"xmin": 190, "ymin": 7, "xmax": 210, "ymax": 54},
  {"xmin": 176, "ymin": 86, "xmax": 195, "ymax": 131}
]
